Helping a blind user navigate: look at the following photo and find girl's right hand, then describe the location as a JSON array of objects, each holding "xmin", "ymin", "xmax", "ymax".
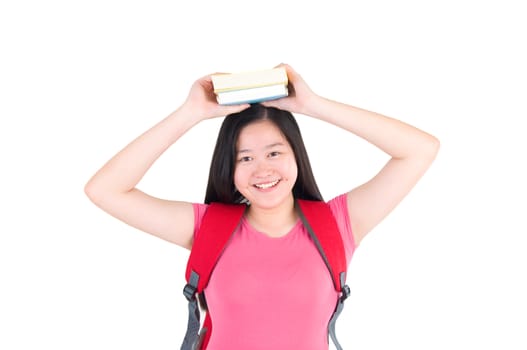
[{"xmin": 183, "ymin": 74, "xmax": 250, "ymax": 121}]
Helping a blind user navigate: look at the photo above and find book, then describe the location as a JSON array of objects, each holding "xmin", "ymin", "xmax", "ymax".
[
  {"xmin": 215, "ymin": 84, "xmax": 288, "ymax": 105},
  {"xmin": 211, "ymin": 67, "xmax": 289, "ymax": 105}
]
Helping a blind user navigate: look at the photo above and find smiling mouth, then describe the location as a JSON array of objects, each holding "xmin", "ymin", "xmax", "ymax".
[{"xmin": 254, "ymin": 179, "xmax": 280, "ymax": 189}]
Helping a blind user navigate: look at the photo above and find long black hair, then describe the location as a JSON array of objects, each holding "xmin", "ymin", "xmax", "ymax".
[{"xmin": 204, "ymin": 104, "xmax": 323, "ymax": 204}]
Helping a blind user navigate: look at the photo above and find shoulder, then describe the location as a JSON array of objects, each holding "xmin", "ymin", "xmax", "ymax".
[{"xmin": 192, "ymin": 202, "xmax": 246, "ymax": 238}]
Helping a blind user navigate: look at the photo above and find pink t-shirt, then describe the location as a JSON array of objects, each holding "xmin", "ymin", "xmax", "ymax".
[{"xmin": 192, "ymin": 194, "xmax": 355, "ymax": 350}]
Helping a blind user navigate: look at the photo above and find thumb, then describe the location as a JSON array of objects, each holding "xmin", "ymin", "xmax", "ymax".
[
  {"xmin": 222, "ymin": 103, "xmax": 251, "ymax": 115},
  {"xmin": 261, "ymin": 98, "xmax": 287, "ymax": 110}
]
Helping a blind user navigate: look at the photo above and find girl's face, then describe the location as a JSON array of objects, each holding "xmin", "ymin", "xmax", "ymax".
[{"xmin": 234, "ymin": 120, "xmax": 298, "ymax": 210}]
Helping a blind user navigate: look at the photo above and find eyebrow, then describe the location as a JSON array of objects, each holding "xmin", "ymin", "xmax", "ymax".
[{"xmin": 238, "ymin": 142, "xmax": 286, "ymax": 154}]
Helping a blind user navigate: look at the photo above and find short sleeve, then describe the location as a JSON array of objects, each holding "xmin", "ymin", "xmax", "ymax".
[
  {"xmin": 192, "ymin": 203, "xmax": 209, "ymax": 239},
  {"xmin": 327, "ymin": 193, "xmax": 356, "ymax": 265}
]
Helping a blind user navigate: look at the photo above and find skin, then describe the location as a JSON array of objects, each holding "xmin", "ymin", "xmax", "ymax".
[
  {"xmin": 85, "ymin": 64, "xmax": 440, "ymax": 249},
  {"xmin": 234, "ymin": 120, "xmax": 299, "ymax": 237}
]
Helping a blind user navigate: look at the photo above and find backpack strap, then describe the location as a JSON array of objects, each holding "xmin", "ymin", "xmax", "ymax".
[
  {"xmin": 181, "ymin": 202, "xmax": 246, "ymax": 350},
  {"xmin": 296, "ymin": 199, "xmax": 351, "ymax": 350}
]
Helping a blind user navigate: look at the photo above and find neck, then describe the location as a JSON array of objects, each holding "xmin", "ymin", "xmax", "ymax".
[{"xmin": 246, "ymin": 196, "xmax": 298, "ymax": 237}]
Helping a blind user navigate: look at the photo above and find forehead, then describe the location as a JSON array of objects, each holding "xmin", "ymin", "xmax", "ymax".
[{"xmin": 237, "ymin": 120, "xmax": 289, "ymax": 150}]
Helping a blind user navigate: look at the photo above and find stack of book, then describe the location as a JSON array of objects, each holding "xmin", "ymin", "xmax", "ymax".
[{"xmin": 211, "ymin": 67, "xmax": 289, "ymax": 105}]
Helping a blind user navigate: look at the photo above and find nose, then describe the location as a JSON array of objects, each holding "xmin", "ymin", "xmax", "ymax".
[{"xmin": 254, "ymin": 159, "xmax": 273, "ymax": 177}]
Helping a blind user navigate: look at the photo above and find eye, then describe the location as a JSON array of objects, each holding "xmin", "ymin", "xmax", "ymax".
[
  {"xmin": 268, "ymin": 151, "xmax": 281, "ymax": 158},
  {"xmin": 238, "ymin": 156, "xmax": 253, "ymax": 163}
]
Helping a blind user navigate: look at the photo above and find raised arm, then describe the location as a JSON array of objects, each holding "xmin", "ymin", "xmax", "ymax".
[
  {"xmin": 84, "ymin": 75, "xmax": 249, "ymax": 249},
  {"xmin": 263, "ymin": 64, "xmax": 440, "ymax": 245}
]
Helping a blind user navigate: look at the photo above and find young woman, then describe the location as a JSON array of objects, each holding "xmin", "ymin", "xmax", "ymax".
[{"xmin": 85, "ymin": 64, "xmax": 439, "ymax": 349}]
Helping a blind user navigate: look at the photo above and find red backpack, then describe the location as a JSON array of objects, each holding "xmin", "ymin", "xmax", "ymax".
[{"xmin": 180, "ymin": 199, "xmax": 350, "ymax": 350}]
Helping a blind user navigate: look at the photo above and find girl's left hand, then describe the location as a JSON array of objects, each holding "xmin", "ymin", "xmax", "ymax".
[{"xmin": 261, "ymin": 64, "xmax": 319, "ymax": 115}]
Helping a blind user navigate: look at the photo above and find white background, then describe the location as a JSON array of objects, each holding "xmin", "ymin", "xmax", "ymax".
[{"xmin": 1, "ymin": 0, "xmax": 526, "ymax": 349}]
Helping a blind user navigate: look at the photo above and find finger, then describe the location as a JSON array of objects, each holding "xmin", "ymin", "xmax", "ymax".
[
  {"xmin": 223, "ymin": 103, "xmax": 251, "ymax": 114},
  {"xmin": 198, "ymin": 71, "xmax": 229, "ymax": 84},
  {"xmin": 261, "ymin": 100, "xmax": 285, "ymax": 110},
  {"xmin": 283, "ymin": 65, "xmax": 302, "ymax": 83}
]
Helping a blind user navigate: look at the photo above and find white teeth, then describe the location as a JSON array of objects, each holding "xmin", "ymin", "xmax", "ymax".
[{"xmin": 254, "ymin": 180, "xmax": 280, "ymax": 189}]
